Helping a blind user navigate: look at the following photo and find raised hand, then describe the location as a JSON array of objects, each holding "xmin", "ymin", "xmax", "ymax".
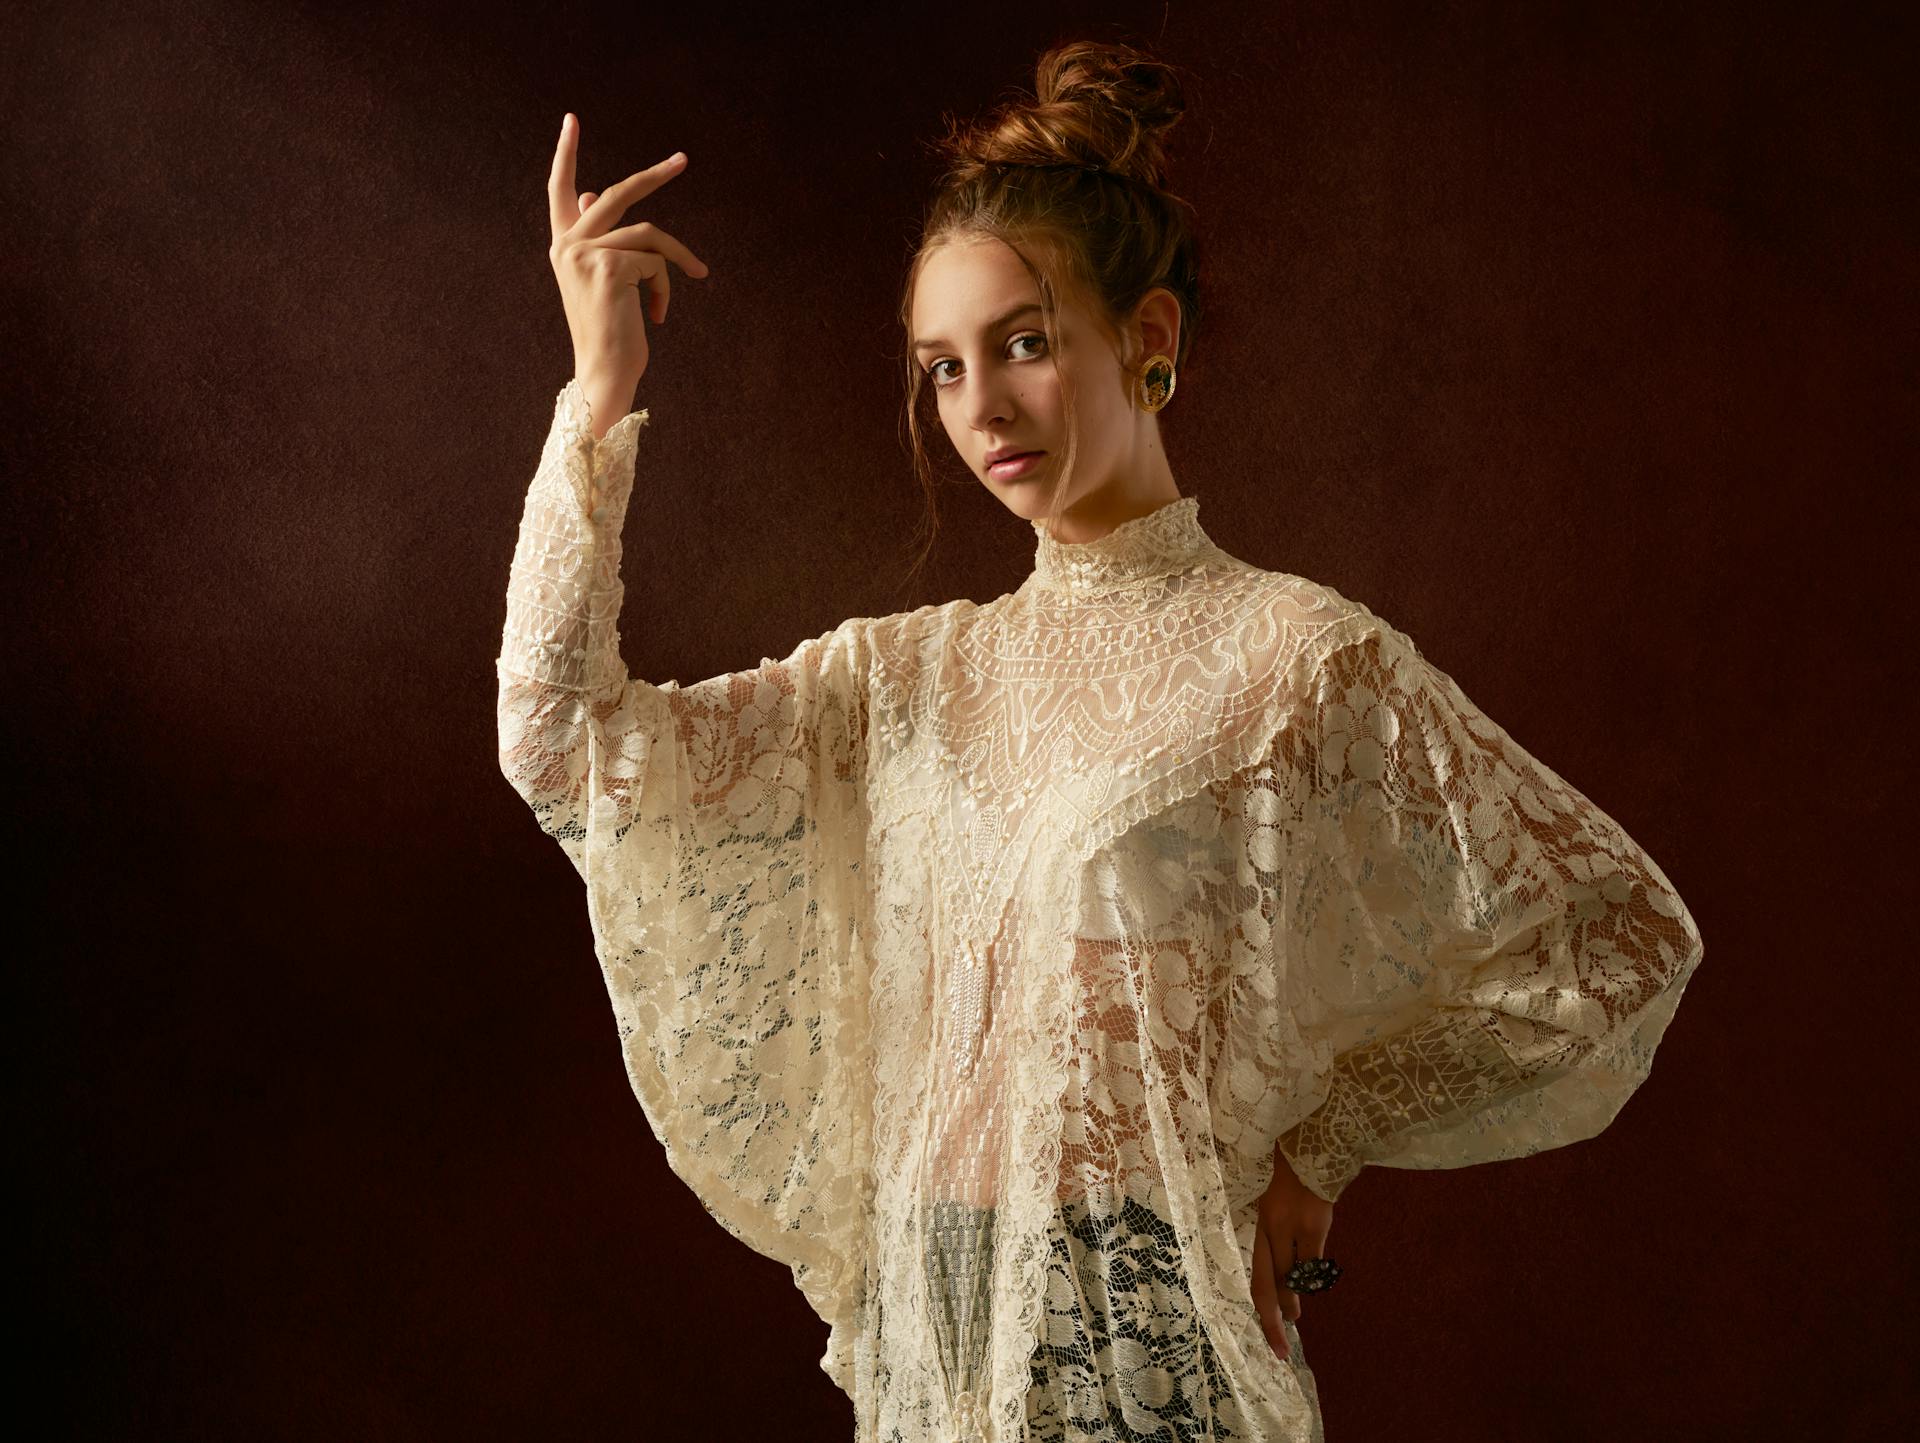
[{"xmin": 547, "ymin": 112, "xmax": 711, "ymax": 427}]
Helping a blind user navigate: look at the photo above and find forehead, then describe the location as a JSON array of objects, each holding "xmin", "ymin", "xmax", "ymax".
[{"xmin": 911, "ymin": 237, "xmax": 1048, "ymax": 334}]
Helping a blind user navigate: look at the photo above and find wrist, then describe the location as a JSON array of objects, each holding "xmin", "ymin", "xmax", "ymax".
[
  {"xmin": 573, "ymin": 369, "xmax": 641, "ymax": 442},
  {"xmin": 1275, "ymin": 1115, "xmax": 1363, "ymax": 1205}
]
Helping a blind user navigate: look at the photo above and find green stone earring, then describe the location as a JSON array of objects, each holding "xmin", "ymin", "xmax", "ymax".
[{"xmin": 1137, "ymin": 353, "xmax": 1177, "ymax": 412}]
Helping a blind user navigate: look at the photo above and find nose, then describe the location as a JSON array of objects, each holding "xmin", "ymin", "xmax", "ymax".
[{"xmin": 961, "ymin": 377, "xmax": 1016, "ymax": 436}]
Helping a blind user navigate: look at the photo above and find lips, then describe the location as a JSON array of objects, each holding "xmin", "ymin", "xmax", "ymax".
[
  {"xmin": 987, "ymin": 451, "xmax": 1046, "ymax": 482},
  {"xmin": 987, "ymin": 450, "xmax": 1042, "ymax": 467}
]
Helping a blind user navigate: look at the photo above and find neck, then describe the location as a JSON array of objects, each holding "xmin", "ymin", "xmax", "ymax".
[
  {"xmin": 1035, "ymin": 483, "xmax": 1185, "ymax": 544},
  {"xmin": 1032, "ymin": 423, "xmax": 1182, "ymax": 543}
]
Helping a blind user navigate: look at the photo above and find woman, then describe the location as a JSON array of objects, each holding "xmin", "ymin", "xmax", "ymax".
[{"xmin": 496, "ymin": 40, "xmax": 1705, "ymax": 1443}]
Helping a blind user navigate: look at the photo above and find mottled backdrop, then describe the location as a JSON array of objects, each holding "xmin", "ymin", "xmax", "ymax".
[{"xmin": 5, "ymin": 0, "xmax": 1912, "ymax": 1438}]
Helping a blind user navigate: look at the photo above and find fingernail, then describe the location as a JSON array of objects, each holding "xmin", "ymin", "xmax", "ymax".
[{"xmin": 668, "ymin": 151, "xmax": 686, "ymax": 165}]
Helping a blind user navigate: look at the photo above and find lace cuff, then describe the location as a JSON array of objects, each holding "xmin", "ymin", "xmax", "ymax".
[
  {"xmin": 1275, "ymin": 1008, "xmax": 1536, "ymax": 1204},
  {"xmin": 497, "ymin": 378, "xmax": 652, "ymax": 694}
]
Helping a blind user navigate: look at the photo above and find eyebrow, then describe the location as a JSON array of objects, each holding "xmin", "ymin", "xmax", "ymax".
[{"xmin": 911, "ymin": 302, "xmax": 1045, "ymax": 355}]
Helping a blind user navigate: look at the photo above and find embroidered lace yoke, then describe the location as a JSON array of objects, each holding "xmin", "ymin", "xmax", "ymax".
[{"xmin": 496, "ymin": 380, "xmax": 1706, "ymax": 1442}]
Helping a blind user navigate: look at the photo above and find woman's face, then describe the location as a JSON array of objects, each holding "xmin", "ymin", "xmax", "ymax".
[{"xmin": 911, "ymin": 235, "xmax": 1168, "ymax": 529}]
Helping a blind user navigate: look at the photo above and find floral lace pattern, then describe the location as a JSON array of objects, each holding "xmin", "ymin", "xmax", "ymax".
[{"xmin": 497, "ymin": 380, "xmax": 1706, "ymax": 1441}]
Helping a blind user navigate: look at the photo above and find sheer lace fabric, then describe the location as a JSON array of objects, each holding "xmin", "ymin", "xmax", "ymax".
[{"xmin": 497, "ymin": 380, "xmax": 1705, "ymax": 1442}]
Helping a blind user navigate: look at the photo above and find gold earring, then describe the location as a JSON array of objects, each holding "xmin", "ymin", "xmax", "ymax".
[{"xmin": 1136, "ymin": 353, "xmax": 1177, "ymax": 412}]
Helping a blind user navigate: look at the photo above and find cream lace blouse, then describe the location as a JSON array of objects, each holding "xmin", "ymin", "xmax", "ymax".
[{"xmin": 496, "ymin": 380, "xmax": 1705, "ymax": 1443}]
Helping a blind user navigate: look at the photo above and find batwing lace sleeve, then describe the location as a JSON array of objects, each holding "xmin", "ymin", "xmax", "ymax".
[
  {"xmin": 1271, "ymin": 624, "xmax": 1705, "ymax": 1204},
  {"xmin": 495, "ymin": 379, "xmax": 876, "ymax": 1380}
]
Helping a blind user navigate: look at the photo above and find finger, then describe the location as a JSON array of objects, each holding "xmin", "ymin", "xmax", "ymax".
[
  {"xmin": 577, "ymin": 152, "xmax": 689, "ymax": 240},
  {"xmin": 1249, "ymin": 1221, "xmax": 1291, "ymax": 1361},
  {"xmin": 1275, "ymin": 1232, "xmax": 1302, "ymax": 1324},
  {"xmin": 597, "ymin": 218, "xmax": 712, "ymax": 278},
  {"xmin": 1266, "ymin": 1219, "xmax": 1301, "ymax": 1325},
  {"xmin": 1299, "ymin": 1210, "xmax": 1332, "ymax": 1267},
  {"xmin": 577, "ymin": 191, "xmax": 597, "ymax": 224},
  {"xmin": 547, "ymin": 112, "xmax": 579, "ymax": 243},
  {"xmin": 604, "ymin": 250, "xmax": 671, "ymax": 326},
  {"xmin": 637, "ymin": 251, "xmax": 669, "ymax": 324},
  {"xmin": 1284, "ymin": 1208, "xmax": 1335, "ymax": 1324}
]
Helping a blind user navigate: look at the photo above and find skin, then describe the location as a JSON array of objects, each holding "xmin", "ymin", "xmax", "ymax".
[
  {"xmin": 548, "ymin": 113, "xmax": 710, "ymax": 441},
  {"xmin": 912, "ymin": 235, "xmax": 1339, "ymax": 1363}
]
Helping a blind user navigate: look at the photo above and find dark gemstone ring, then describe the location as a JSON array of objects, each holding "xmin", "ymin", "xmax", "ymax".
[{"xmin": 1285, "ymin": 1255, "xmax": 1342, "ymax": 1294}]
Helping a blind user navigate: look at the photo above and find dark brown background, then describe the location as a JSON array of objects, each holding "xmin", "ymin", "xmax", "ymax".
[{"xmin": 7, "ymin": 0, "xmax": 1913, "ymax": 1437}]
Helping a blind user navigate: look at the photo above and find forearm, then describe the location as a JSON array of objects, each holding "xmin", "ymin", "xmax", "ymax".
[{"xmin": 497, "ymin": 379, "xmax": 650, "ymax": 693}]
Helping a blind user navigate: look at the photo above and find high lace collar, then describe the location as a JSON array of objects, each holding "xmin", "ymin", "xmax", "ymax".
[{"xmin": 1028, "ymin": 494, "xmax": 1215, "ymax": 601}]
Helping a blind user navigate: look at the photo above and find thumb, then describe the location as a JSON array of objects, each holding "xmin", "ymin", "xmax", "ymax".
[{"xmin": 577, "ymin": 190, "xmax": 598, "ymax": 220}]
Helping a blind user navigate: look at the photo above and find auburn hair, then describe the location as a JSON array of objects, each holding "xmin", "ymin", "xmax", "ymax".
[{"xmin": 894, "ymin": 37, "xmax": 1204, "ymax": 601}]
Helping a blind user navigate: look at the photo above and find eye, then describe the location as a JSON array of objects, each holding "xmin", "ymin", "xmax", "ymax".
[{"xmin": 927, "ymin": 331, "xmax": 1049, "ymax": 387}]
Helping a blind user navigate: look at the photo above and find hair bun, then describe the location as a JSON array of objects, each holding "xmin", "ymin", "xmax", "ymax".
[{"xmin": 939, "ymin": 39, "xmax": 1192, "ymax": 190}]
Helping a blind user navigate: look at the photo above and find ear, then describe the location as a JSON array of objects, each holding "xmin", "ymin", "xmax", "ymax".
[{"xmin": 1130, "ymin": 287, "xmax": 1182, "ymax": 366}]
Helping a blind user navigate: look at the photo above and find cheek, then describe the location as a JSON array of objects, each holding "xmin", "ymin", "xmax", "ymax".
[
  {"xmin": 1022, "ymin": 373, "xmax": 1066, "ymax": 425},
  {"xmin": 1059, "ymin": 372, "xmax": 1116, "ymax": 435}
]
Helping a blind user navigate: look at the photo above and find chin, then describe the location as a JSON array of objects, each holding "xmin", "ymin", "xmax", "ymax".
[{"xmin": 983, "ymin": 484, "xmax": 1055, "ymax": 520}]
